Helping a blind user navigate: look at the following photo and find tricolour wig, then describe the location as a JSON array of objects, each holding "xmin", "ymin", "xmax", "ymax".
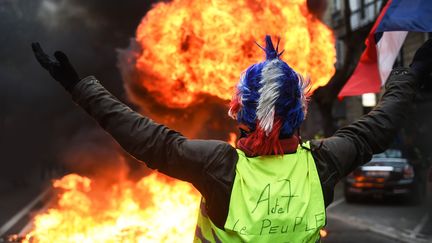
[{"xmin": 228, "ymin": 35, "xmax": 311, "ymax": 155}]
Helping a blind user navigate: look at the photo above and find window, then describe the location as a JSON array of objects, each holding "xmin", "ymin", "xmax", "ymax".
[
  {"xmin": 350, "ymin": 0, "xmax": 383, "ymax": 31},
  {"xmin": 333, "ymin": 0, "xmax": 342, "ymax": 12},
  {"xmin": 335, "ymin": 39, "xmax": 345, "ymax": 69},
  {"xmin": 331, "ymin": 0, "xmax": 343, "ymax": 28},
  {"xmin": 360, "ymin": 0, "xmax": 366, "ymax": 19}
]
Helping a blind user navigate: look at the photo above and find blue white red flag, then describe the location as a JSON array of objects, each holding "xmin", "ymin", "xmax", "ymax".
[{"xmin": 338, "ymin": 0, "xmax": 432, "ymax": 98}]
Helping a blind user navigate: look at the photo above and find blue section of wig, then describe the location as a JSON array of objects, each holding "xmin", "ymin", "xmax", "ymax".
[
  {"xmin": 274, "ymin": 61, "xmax": 304, "ymax": 137},
  {"xmin": 235, "ymin": 35, "xmax": 304, "ymax": 137},
  {"xmin": 236, "ymin": 62, "xmax": 266, "ymax": 131}
]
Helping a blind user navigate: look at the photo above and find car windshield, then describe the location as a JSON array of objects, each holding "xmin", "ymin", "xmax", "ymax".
[{"xmin": 373, "ymin": 149, "xmax": 402, "ymax": 158}]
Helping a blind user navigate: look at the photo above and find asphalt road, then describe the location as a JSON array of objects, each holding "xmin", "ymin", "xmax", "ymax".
[
  {"xmin": 322, "ymin": 182, "xmax": 432, "ymax": 243},
  {"xmin": 1, "ymin": 176, "xmax": 431, "ymax": 242}
]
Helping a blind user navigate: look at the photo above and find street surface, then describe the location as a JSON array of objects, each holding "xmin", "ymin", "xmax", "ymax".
[
  {"xmin": 0, "ymin": 177, "xmax": 431, "ymax": 242},
  {"xmin": 322, "ymin": 182, "xmax": 432, "ymax": 243}
]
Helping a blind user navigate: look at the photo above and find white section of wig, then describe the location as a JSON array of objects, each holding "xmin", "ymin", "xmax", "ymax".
[
  {"xmin": 227, "ymin": 101, "xmax": 237, "ymax": 119},
  {"xmin": 297, "ymin": 72, "xmax": 311, "ymax": 117},
  {"xmin": 257, "ymin": 59, "xmax": 284, "ymax": 135},
  {"xmin": 228, "ymin": 73, "xmax": 246, "ymax": 119}
]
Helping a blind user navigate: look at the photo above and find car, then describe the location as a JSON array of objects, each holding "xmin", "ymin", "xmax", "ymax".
[{"xmin": 344, "ymin": 149, "xmax": 425, "ymax": 203}]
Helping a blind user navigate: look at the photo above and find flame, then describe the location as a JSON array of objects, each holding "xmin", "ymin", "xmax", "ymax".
[
  {"xmin": 134, "ymin": 0, "xmax": 335, "ymax": 108},
  {"xmin": 228, "ymin": 132, "xmax": 237, "ymax": 147},
  {"xmin": 319, "ymin": 228, "xmax": 328, "ymax": 238},
  {"xmin": 25, "ymin": 1, "xmax": 336, "ymax": 241},
  {"xmin": 24, "ymin": 173, "xmax": 200, "ymax": 243}
]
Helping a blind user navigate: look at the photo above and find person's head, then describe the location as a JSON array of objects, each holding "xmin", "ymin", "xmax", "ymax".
[{"xmin": 229, "ymin": 35, "xmax": 310, "ymax": 155}]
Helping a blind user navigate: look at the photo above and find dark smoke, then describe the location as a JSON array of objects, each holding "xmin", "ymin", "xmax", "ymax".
[
  {"xmin": 307, "ymin": 0, "xmax": 328, "ymax": 19},
  {"xmin": 0, "ymin": 0, "xmax": 159, "ymax": 190},
  {"xmin": 0, "ymin": 0, "xmax": 337, "ymax": 190}
]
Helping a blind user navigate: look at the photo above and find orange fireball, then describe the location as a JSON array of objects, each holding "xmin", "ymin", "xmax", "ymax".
[
  {"xmin": 134, "ymin": 0, "xmax": 335, "ymax": 108},
  {"xmin": 24, "ymin": 1, "xmax": 336, "ymax": 242}
]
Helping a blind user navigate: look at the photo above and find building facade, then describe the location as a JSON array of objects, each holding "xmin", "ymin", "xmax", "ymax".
[{"xmin": 325, "ymin": 0, "xmax": 429, "ymax": 124}]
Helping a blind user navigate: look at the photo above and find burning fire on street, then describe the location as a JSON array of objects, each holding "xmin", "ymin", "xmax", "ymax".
[
  {"xmin": 17, "ymin": 0, "xmax": 335, "ymax": 242},
  {"xmin": 23, "ymin": 173, "xmax": 200, "ymax": 242}
]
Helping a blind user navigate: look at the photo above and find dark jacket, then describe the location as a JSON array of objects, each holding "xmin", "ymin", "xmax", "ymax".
[{"xmin": 70, "ymin": 67, "xmax": 418, "ymax": 229}]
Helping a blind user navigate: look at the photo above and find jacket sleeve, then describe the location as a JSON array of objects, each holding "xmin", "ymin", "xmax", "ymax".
[
  {"xmin": 311, "ymin": 68, "xmax": 418, "ymax": 185},
  {"xmin": 70, "ymin": 76, "xmax": 238, "ymax": 195}
]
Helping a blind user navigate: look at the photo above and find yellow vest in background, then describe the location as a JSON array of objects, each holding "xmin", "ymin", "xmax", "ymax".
[{"xmin": 195, "ymin": 143, "xmax": 326, "ymax": 243}]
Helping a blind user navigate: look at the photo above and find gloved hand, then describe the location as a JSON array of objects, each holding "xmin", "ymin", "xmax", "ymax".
[
  {"xmin": 31, "ymin": 42, "xmax": 80, "ymax": 91},
  {"xmin": 410, "ymin": 39, "xmax": 432, "ymax": 81}
]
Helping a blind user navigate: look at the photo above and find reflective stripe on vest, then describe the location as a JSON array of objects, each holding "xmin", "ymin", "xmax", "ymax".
[{"xmin": 194, "ymin": 142, "xmax": 326, "ymax": 243}]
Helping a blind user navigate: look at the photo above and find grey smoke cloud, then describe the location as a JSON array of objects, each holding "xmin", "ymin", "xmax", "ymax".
[
  {"xmin": 36, "ymin": 0, "xmax": 98, "ymax": 29},
  {"xmin": 0, "ymin": 0, "xmax": 158, "ymax": 186},
  {"xmin": 0, "ymin": 0, "xmax": 342, "ymax": 186}
]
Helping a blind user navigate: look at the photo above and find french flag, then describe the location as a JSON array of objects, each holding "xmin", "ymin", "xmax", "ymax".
[{"xmin": 338, "ymin": 0, "xmax": 432, "ymax": 98}]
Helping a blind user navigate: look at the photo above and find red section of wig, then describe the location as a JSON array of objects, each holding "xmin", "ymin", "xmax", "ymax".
[
  {"xmin": 228, "ymin": 92, "xmax": 241, "ymax": 119},
  {"xmin": 240, "ymin": 118, "xmax": 283, "ymax": 156}
]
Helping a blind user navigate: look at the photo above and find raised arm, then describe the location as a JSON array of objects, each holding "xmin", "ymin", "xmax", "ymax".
[
  {"xmin": 30, "ymin": 43, "xmax": 238, "ymax": 192},
  {"xmin": 311, "ymin": 40, "xmax": 432, "ymax": 181},
  {"xmin": 70, "ymin": 76, "xmax": 238, "ymax": 184}
]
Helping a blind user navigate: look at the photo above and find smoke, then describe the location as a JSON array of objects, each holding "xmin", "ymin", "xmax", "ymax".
[
  {"xmin": 0, "ymin": 0, "xmax": 334, "ymax": 188},
  {"xmin": 59, "ymin": 128, "xmax": 152, "ymax": 187},
  {"xmin": 36, "ymin": 0, "xmax": 94, "ymax": 29},
  {"xmin": 306, "ymin": 0, "xmax": 328, "ymax": 19},
  {"xmin": 0, "ymin": 0, "xmax": 159, "ymax": 188}
]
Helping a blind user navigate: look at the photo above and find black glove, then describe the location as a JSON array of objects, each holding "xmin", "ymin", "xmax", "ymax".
[
  {"xmin": 410, "ymin": 39, "xmax": 432, "ymax": 81},
  {"xmin": 31, "ymin": 42, "xmax": 80, "ymax": 91}
]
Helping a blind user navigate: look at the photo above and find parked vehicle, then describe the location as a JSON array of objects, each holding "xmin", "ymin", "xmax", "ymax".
[{"xmin": 344, "ymin": 149, "xmax": 425, "ymax": 203}]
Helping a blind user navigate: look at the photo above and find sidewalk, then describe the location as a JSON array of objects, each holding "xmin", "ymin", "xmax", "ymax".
[{"xmin": 0, "ymin": 168, "xmax": 52, "ymax": 237}]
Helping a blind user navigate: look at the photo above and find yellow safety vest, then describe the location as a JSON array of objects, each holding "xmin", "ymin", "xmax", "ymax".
[{"xmin": 194, "ymin": 143, "xmax": 326, "ymax": 243}]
